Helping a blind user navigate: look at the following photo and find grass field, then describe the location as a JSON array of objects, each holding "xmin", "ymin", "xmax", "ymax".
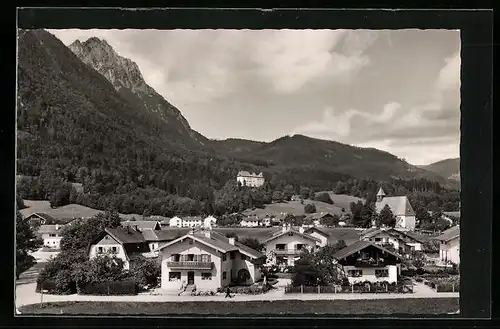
[
  {"xmin": 19, "ymin": 298, "xmax": 459, "ymax": 315},
  {"xmin": 20, "ymin": 200, "xmax": 144, "ymax": 221}
]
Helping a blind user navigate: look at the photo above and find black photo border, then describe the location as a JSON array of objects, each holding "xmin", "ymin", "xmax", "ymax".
[{"xmin": 3, "ymin": 5, "xmax": 494, "ymax": 329}]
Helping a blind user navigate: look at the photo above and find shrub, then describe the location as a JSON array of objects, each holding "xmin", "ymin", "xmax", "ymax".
[
  {"xmin": 35, "ymin": 279, "xmax": 58, "ymax": 294},
  {"xmin": 127, "ymin": 257, "xmax": 161, "ymax": 289},
  {"xmin": 78, "ymin": 280, "xmax": 138, "ymax": 295}
]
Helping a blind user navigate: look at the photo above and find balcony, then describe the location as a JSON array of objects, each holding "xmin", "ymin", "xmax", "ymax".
[
  {"xmin": 166, "ymin": 261, "xmax": 213, "ymax": 270},
  {"xmin": 274, "ymin": 249, "xmax": 305, "ymax": 256},
  {"xmin": 354, "ymin": 258, "xmax": 386, "ymax": 268}
]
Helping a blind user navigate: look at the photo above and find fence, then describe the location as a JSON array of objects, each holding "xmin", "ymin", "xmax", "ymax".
[{"xmin": 284, "ymin": 282, "xmax": 413, "ymax": 294}]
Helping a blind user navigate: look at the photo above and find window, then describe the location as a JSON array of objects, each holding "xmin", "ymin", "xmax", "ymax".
[
  {"xmin": 97, "ymin": 247, "xmax": 104, "ymax": 254},
  {"xmin": 276, "ymin": 244, "xmax": 286, "ymax": 250},
  {"xmin": 201, "ymin": 273, "xmax": 212, "ymax": 280},
  {"xmin": 241, "ymin": 254, "xmax": 247, "ymax": 260},
  {"xmin": 347, "ymin": 270, "xmax": 363, "ymax": 277},
  {"xmin": 222, "ymin": 253, "xmax": 227, "ymax": 261},
  {"xmin": 169, "ymin": 272, "xmax": 181, "ymax": 282},
  {"xmin": 171, "ymin": 254, "xmax": 180, "ymax": 262},
  {"xmin": 223, "ymin": 271, "xmax": 227, "ymax": 280},
  {"xmin": 375, "ymin": 269, "xmax": 389, "ymax": 278},
  {"xmin": 375, "ymin": 238, "xmax": 381, "ymax": 242},
  {"xmin": 49, "ymin": 234, "xmax": 56, "ymax": 237},
  {"xmin": 296, "ymin": 244, "xmax": 303, "ymax": 251},
  {"xmin": 201, "ymin": 254, "xmax": 211, "ymax": 262},
  {"xmin": 230, "ymin": 252, "xmax": 236, "ymax": 260},
  {"xmin": 111, "ymin": 246, "xmax": 118, "ymax": 253}
]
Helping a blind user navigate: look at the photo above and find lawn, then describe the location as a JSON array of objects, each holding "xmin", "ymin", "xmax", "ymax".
[{"xmin": 19, "ymin": 298, "xmax": 459, "ymax": 315}]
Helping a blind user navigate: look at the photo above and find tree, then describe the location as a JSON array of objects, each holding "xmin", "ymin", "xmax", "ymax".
[
  {"xmin": 59, "ymin": 211, "xmax": 121, "ymax": 252},
  {"xmin": 314, "ymin": 192, "xmax": 334, "ymax": 205},
  {"xmin": 304, "ymin": 203, "xmax": 316, "ymax": 214},
  {"xmin": 334, "ymin": 181, "xmax": 347, "ymax": 194},
  {"xmin": 377, "ymin": 204, "xmax": 396, "ymax": 228},
  {"xmin": 239, "ymin": 237, "xmax": 265, "ymax": 252},
  {"xmin": 16, "ymin": 209, "xmax": 43, "ymax": 279},
  {"xmin": 292, "ymin": 244, "xmax": 348, "ymax": 286},
  {"xmin": 320, "ymin": 214, "xmax": 340, "ymax": 227},
  {"xmin": 333, "ymin": 240, "xmax": 347, "ymax": 250},
  {"xmin": 299, "ymin": 187, "xmax": 311, "ymax": 200},
  {"xmin": 225, "ymin": 231, "xmax": 239, "ymax": 242}
]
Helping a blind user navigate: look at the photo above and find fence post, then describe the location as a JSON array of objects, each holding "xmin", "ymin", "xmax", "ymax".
[
  {"xmin": 300, "ymin": 285, "xmax": 303, "ymax": 294},
  {"xmin": 351, "ymin": 284, "xmax": 354, "ymax": 293},
  {"xmin": 385, "ymin": 284, "xmax": 388, "ymax": 292},
  {"xmin": 334, "ymin": 285, "xmax": 337, "ymax": 294},
  {"xmin": 452, "ymin": 283, "xmax": 455, "ymax": 293},
  {"xmin": 318, "ymin": 285, "xmax": 320, "ymax": 294}
]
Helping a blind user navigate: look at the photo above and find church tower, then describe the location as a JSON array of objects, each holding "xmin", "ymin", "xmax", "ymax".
[{"xmin": 376, "ymin": 187, "xmax": 386, "ymax": 203}]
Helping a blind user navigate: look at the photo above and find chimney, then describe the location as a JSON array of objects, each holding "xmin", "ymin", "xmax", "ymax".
[
  {"xmin": 299, "ymin": 227, "xmax": 304, "ymax": 234},
  {"xmin": 228, "ymin": 237, "xmax": 235, "ymax": 245}
]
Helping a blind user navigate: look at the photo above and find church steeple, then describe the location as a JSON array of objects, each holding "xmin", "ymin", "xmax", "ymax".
[{"xmin": 376, "ymin": 187, "xmax": 386, "ymax": 202}]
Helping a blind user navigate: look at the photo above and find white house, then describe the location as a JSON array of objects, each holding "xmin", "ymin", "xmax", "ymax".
[
  {"xmin": 263, "ymin": 225, "xmax": 321, "ymax": 266},
  {"xmin": 88, "ymin": 227, "xmax": 152, "ymax": 270},
  {"xmin": 304, "ymin": 227, "xmax": 330, "ymax": 247},
  {"xmin": 37, "ymin": 224, "xmax": 64, "ymax": 249},
  {"xmin": 236, "ymin": 171, "xmax": 265, "ymax": 188},
  {"xmin": 359, "ymin": 227, "xmax": 422, "ymax": 255},
  {"xmin": 375, "ymin": 187, "xmax": 416, "ymax": 230},
  {"xmin": 333, "ymin": 240, "xmax": 403, "ymax": 284},
  {"xmin": 154, "ymin": 228, "xmax": 265, "ymax": 292},
  {"xmin": 169, "ymin": 216, "xmax": 183, "ymax": 228},
  {"xmin": 240, "ymin": 216, "xmax": 262, "ymax": 227},
  {"xmin": 435, "ymin": 225, "xmax": 460, "ymax": 265}
]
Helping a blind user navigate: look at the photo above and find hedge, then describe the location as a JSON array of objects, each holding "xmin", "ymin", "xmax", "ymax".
[
  {"xmin": 78, "ymin": 280, "xmax": 138, "ymax": 296},
  {"xmin": 35, "ymin": 279, "xmax": 58, "ymax": 294},
  {"xmin": 284, "ymin": 281, "xmax": 414, "ymax": 294}
]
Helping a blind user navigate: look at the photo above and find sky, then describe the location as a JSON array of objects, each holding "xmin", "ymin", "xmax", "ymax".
[{"xmin": 49, "ymin": 29, "xmax": 461, "ymax": 165}]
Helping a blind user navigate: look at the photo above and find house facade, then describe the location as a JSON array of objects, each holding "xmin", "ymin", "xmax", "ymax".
[
  {"xmin": 333, "ymin": 240, "xmax": 402, "ymax": 284},
  {"xmin": 240, "ymin": 216, "xmax": 262, "ymax": 227},
  {"xmin": 88, "ymin": 227, "xmax": 153, "ymax": 270},
  {"xmin": 169, "ymin": 216, "xmax": 183, "ymax": 227},
  {"xmin": 263, "ymin": 225, "xmax": 321, "ymax": 266},
  {"xmin": 304, "ymin": 227, "xmax": 329, "ymax": 247},
  {"xmin": 203, "ymin": 215, "xmax": 217, "ymax": 228},
  {"xmin": 375, "ymin": 187, "xmax": 416, "ymax": 230},
  {"xmin": 435, "ymin": 225, "xmax": 460, "ymax": 265},
  {"xmin": 155, "ymin": 228, "xmax": 264, "ymax": 292},
  {"xmin": 359, "ymin": 227, "xmax": 421, "ymax": 256},
  {"xmin": 236, "ymin": 171, "xmax": 265, "ymax": 187},
  {"xmin": 37, "ymin": 224, "xmax": 64, "ymax": 249}
]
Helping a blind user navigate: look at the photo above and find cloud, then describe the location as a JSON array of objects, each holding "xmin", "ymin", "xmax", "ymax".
[{"xmin": 293, "ymin": 44, "xmax": 461, "ymax": 165}]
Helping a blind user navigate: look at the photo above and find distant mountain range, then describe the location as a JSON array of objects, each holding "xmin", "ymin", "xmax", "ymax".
[
  {"xmin": 419, "ymin": 158, "xmax": 460, "ymax": 182},
  {"xmin": 16, "ymin": 29, "xmax": 458, "ymax": 193}
]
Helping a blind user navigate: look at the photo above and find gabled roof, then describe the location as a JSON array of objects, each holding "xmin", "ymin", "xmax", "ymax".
[
  {"xmin": 435, "ymin": 225, "xmax": 460, "ymax": 242},
  {"xmin": 305, "ymin": 212, "xmax": 335, "ymax": 220},
  {"xmin": 360, "ymin": 228, "xmax": 422, "ymax": 244},
  {"xmin": 332, "ymin": 240, "xmax": 402, "ymax": 261},
  {"xmin": 37, "ymin": 224, "xmax": 63, "ymax": 234},
  {"xmin": 263, "ymin": 227, "xmax": 321, "ymax": 244},
  {"xmin": 237, "ymin": 171, "xmax": 264, "ymax": 178},
  {"xmin": 26, "ymin": 212, "xmax": 57, "ymax": 223},
  {"xmin": 142, "ymin": 229, "xmax": 190, "ymax": 242},
  {"xmin": 105, "ymin": 227, "xmax": 146, "ymax": 244},
  {"xmin": 155, "ymin": 229, "xmax": 264, "ymax": 259},
  {"xmin": 304, "ymin": 227, "xmax": 330, "ymax": 237},
  {"xmin": 375, "ymin": 196, "xmax": 415, "ymax": 216},
  {"xmin": 122, "ymin": 220, "xmax": 161, "ymax": 231},
  {"xmin": 377, "ymin": 187, "xmax": 386, "ymax": 197}
]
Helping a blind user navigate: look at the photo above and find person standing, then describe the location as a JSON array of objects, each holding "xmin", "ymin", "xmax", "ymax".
[{"xmin": 225, "ymin": 286, "xmax": 232, "ymax": 298}]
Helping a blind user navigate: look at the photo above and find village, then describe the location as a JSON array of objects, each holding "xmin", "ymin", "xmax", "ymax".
[{"xmin": 16, "ymin": 172, "xmax": 460, "ymax": 313}]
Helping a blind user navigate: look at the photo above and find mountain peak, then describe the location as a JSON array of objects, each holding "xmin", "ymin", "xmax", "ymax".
[{"xmin": 69, "ymin": 37, "xmax": 145, "ymax": 91}]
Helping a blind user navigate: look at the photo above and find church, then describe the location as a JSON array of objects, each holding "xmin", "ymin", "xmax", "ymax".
[{"xmin": 374, "ymin": 187, "xmax": 416, "ymax": 231}]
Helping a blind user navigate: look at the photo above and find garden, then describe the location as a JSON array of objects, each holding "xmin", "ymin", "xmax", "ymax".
[{"xmin": 284, "ymin": 278, "xmax": 414, "ymax": 294}]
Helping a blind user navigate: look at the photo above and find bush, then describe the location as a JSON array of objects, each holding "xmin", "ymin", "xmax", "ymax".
[
  {"xmin": 78, "ymin": 280, "xmax": 138, "ymax": 295},
  {"xmin": 231, "ymin": 285, "xmax": 266, "ymax": 295},
  {"xmin": 127, "ymin": 257, "xmax": 161, "ymax": 289},
  {"xmin": 35, "ymin": 279, "xmax": 58, "ymax": 294},
  {"xmin": 304, "ymin": 203, "xmax": 316, "ymax": 214}
]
